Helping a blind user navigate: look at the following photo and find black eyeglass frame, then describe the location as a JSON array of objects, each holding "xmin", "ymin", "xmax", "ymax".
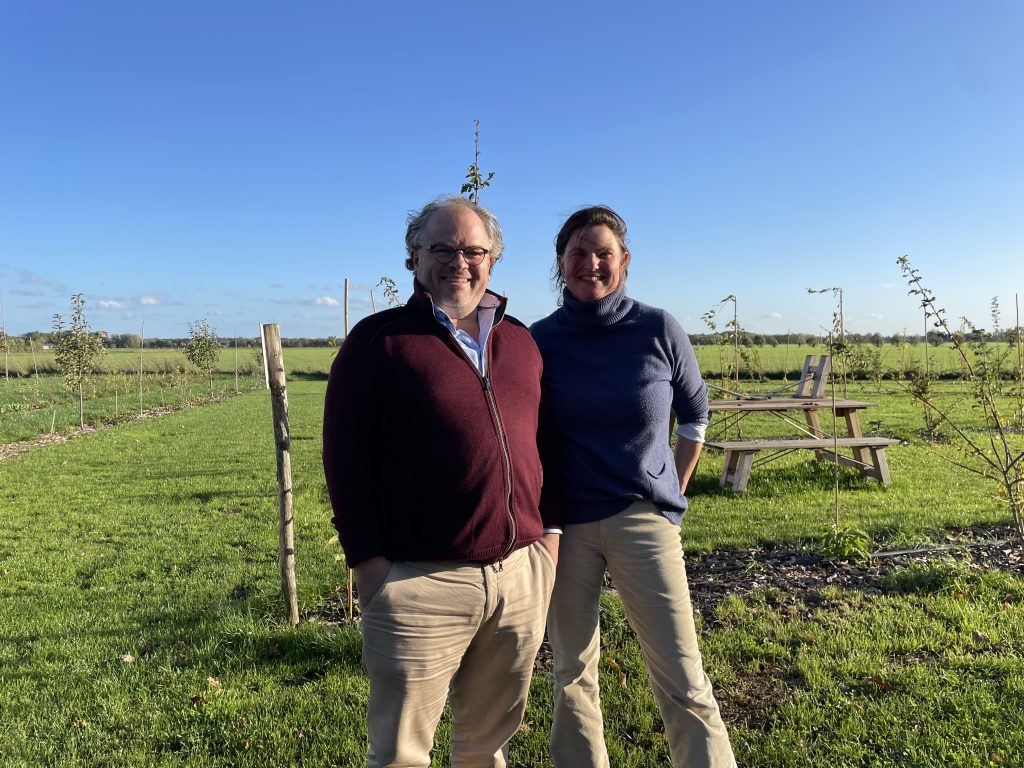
[{"xmin": 420, "ymin": 244, "xmax": 491, "ymax": 265}]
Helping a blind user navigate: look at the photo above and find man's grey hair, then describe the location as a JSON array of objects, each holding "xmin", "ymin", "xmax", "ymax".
[{"xmin": 404, "ymin": 196, "xmax": 504, "ymax": 271}]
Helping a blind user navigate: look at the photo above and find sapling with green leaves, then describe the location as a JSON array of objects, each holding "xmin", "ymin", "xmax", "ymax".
[
  {"xmin": 898, "ymin": 255, "xmax": 1024, "ymax": 542},
  {"xmin": 376, "ymin": 276, "xmax": 402, "ymax": 308},
  {"xmin": 52, "ymin": 294, "xmax": 107, "ymax": 429},
  {"xmin": 184, "ymin": 320, "xmax": 220, "ymax": 398},
  {"xmin": 460, "ymin": 119, "xmax": 494, "ymax": 203},
  {"xmin": 168, "ymin": 366, "xmax": 191, "ymax": 406},
  {"xmin": 376, "ymin": 120, "xmax": 494, "ymax": 315},
  {"xmin": 106, "ymin": 370, "xmax": 133, "ymax": 418}
]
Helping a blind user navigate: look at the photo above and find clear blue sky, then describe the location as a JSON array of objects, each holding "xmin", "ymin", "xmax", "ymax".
[{"xmin": 2, "ymin": 1, "xmax": 1021, "ymax": 340}]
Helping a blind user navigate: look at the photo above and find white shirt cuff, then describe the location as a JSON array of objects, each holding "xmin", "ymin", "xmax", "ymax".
[{"xmin": 674, "ymin": 422, "xmax": 707, "ymax": 443}]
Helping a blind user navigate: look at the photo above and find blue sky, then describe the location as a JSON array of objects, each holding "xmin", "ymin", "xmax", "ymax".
[{"xmin": 1, "ymin": 1, "xmax": 1021, "ymax": 339}]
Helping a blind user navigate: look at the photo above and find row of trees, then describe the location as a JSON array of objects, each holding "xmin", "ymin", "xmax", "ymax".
[
  {"xmin": 13, "ymin": 329, "xmax": 1022, "ymax": 354},
  {"xmin": 689, "ymin": 329, "xmax": 1024, "ymax": 347},
  {"xmin": 45, "ymin": 296, "xmax": 230, "ymax": 427},
  {"xmin": 6, "ymin": 331, "xmax": 333, "ymax": 350}
]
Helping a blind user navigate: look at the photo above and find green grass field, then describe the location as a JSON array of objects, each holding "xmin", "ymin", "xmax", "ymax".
[
  {"xmin": 3, "ymin": 337, "xmax": 1021, "ymax": 444},
  {"xmin": 0, "ymin": 340, "xmax": 1012, "ymax": 381},
  {"xmin": 1, "ymin": 373, "xmax": 1022, "ymax": 766}
]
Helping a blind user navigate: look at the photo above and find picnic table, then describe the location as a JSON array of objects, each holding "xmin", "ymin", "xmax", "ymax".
[{"xmin": 702, "ymin": 356, "xmax": 899, "ymax": 493}]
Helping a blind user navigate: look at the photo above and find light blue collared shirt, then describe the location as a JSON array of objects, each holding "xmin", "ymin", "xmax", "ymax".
[
  {"xmin": 431, "ymin": 294, "xmax": 562, "ymax": 536},
  {"xmin": 431, "ymin": 293, "xmax": 500, "ymax": 376}
]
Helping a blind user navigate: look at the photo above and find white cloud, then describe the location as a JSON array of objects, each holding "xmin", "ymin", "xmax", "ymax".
[
  {"xmin": 767, "ymin": 312, "xmax": 783, "ymax": 320},
  {"xmin": 139, "ymin": 296, "xmax": 159, "ymax": 306},
  {"xmin": 314, "ymin": 296, "xmax": 341, "ymax": 307},
  {"xmin": 99, "ymin": 300, "xmax": 122, "ymax": 309}
]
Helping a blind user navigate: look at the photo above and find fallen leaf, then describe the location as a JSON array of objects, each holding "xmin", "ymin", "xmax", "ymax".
[
  {"xmin": 120, "ymin": 653, "xmax": 134, "ymax": 665},
  {"xmin": 867, "ymin": 675, "xmax": 897, "ymax": 692}
]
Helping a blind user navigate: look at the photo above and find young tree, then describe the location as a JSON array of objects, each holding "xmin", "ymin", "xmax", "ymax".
[
  {"xmin": 808, "ymin": 286, "xmax": 850, "ymax": 396},
  {"xmin": 52, "ymin": 294, "xmax": 107, "ymax": 429},
  {"xmin": 899, "ymin": 256, "xmax": 1024, "ymax": 542},
  {"xmin": 460, "ymin": 119, "xmax": 494, "ymax": 203},
  {"xmin": 376, "ymin": 276, "xmax": 403, "ymax": 308},
  {"xmin": 184, "ymin": 320, "xmax": 220, "ymax": 398}
]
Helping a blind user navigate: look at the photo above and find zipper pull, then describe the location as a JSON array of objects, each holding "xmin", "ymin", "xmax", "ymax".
[{"xmin": 482, "ymin": 376, "xmax": 492, "ymax": 391}]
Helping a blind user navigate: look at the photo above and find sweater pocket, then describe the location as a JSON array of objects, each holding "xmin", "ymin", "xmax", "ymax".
[
  {"xmin": 645, "ymin": 460, "xmax": 667, "ymax": 479},
  {"xmin": 644, "ymin": 459, "xmax": 667, "ymax": 497}
]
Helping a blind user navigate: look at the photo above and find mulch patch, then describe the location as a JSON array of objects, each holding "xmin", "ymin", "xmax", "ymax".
[
  {"xmin": 0, "ymin": 405, "xmax": 186, "ymax": 462},
  {"xmin": 532, "ymin": 524, "xmax": 1023, "ymax": 676},
  {"xmin": 683, "ymin": 523, "xmax": 1022, "ymax": 623}
]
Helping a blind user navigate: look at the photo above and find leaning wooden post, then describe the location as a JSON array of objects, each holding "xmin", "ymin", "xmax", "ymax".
[{"xmin": 261, "ymin": 323, "xmax": 300, "ymax": 626}]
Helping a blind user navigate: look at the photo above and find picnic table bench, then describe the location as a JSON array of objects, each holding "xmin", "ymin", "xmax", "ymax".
[
  {"xmin": 706, "ymin": 436, "xmax": 900, "ymax": 493},
  {"xmin": 702, "ymin": 355, "xmax": 901, "ymax": 493}
]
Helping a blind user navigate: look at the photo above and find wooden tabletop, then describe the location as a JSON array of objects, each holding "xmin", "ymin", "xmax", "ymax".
[{"xmin": 707, "ymin": 397, "xmax": 877, "ymax": 412}]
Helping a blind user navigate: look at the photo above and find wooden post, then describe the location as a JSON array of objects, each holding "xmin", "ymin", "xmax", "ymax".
[
  {"xmin": 261, "ymin": 323, "xmax": 300, "ymax": 626},
  {"xmin": 344, "ymin": 278, "xmax": 350, "ymax": 338},
  {"xmin": 139, "ymin": 322, "xmax": 145, "ymax": 416},
  {"xmin": 1, "ymin": 291, "xmax": 8, "ymax": 381}
]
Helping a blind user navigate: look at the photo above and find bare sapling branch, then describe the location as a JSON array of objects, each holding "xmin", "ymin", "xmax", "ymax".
[{"xmin": 897, "ymin": 255, "xmax": 1024, "ymax": 542}]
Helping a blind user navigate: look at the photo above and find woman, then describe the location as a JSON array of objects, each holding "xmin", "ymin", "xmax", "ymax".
[{"xmin": 531, "ymin": 206, "xmax": 735, "ymax": 768}]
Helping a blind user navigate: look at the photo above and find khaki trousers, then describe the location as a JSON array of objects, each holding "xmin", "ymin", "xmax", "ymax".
[
  {"xmin": 360, "ymin": 541, "xmax": 555, "ymax": 768},
  {"xmin": 548, "ymin": 502, "xmax": 736, "ymax": 768}
]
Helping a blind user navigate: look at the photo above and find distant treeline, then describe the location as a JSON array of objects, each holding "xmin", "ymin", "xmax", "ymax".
[
  {"xmin": 4, "ymin": 332, "xmax": 338, "ymax": 351},
  {"xmin": 690, "ymin": 329, "xmax": 1024, "ymax": 346},
  {"xmin": 5, "ymin": 329, "xmax": 1023, "ymax": 353}
]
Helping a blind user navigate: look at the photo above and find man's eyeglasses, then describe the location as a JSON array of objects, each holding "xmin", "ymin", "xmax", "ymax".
[{"xmin": 421, "ymin": 245, "xmax": 490, "ymax": 265}]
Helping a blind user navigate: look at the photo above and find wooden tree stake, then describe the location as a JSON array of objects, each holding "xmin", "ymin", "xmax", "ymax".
[
  {"xmin": 344, "ymin": 278, "xmax": 350, "ymax": 337},
  {"xmin": 139, "ymin": 321, "xmax": 145, "ymax": 416},
  {"xmin": 261, "ymin": 323, "xmax": 300, "ymax": 626}
]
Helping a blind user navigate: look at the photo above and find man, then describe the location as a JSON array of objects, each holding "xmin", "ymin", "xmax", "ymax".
[{"xmin": 323, "ymin": 196, "xmax": 560, "ymax": 768}]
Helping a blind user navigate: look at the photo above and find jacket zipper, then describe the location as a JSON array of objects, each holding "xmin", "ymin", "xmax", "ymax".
[
  {"xmin": 481, "ymin": 374, "xmax": 517, "ymax": 564},
  {"xmin": 436, "ymin": 308, "xmax": 517, "ymax": 565}
]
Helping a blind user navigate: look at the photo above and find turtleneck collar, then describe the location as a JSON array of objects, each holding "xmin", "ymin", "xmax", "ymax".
[{"xmin": 560, "ymin": 287, "xmax": 634, "ymax": 327}]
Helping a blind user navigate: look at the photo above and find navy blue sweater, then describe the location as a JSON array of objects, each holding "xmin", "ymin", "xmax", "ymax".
[{"xmin": 530, "ymin": 288, "xmax": 708, "ymax": 525}]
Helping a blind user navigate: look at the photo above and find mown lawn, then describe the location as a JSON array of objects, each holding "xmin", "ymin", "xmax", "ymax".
[{"xmin": 1, "ymin": 379, "xmax": 1022, "ymax": 766}]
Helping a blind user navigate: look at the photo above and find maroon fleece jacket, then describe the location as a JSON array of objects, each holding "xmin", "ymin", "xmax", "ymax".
[{"xmin": 323, "ymin": 285, "xmax": 556, "ymax": 567}]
